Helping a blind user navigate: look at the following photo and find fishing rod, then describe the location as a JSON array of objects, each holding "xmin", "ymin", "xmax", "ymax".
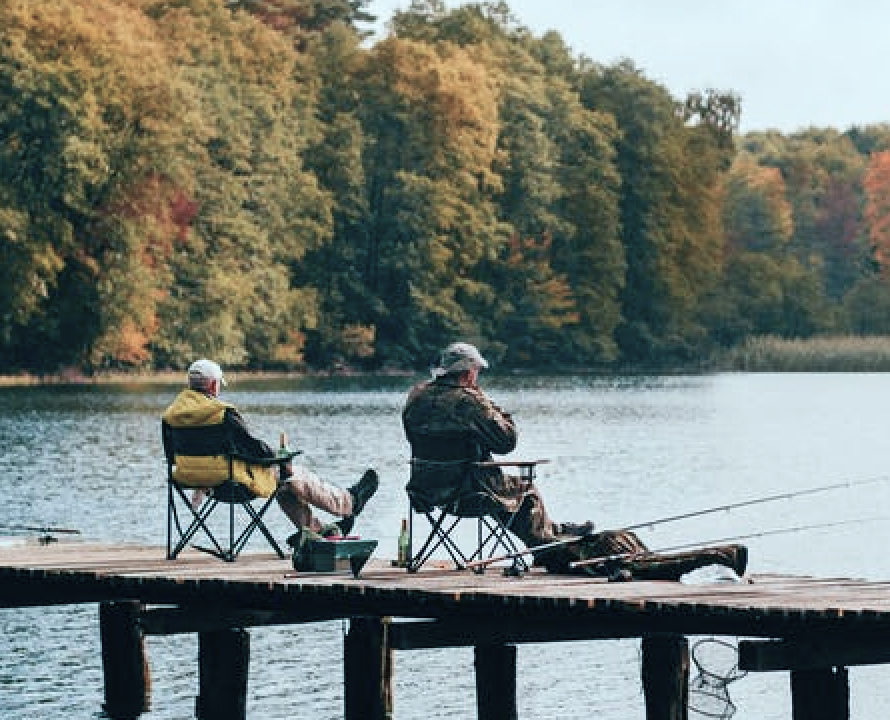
[
  {"xmin": 0, "ymin": 523, "xmax": 81, "ymax": 535},
  {"xmin": 406, "ymin": 473, "xmax": 890, "ymax": 574},
  {"xmin": 568, "ymin": 514, "xmax": 890, "ymax": 570},
  {"xmin": 467, "ymin": 507, "xmax": 890, "ymax": 574},
  {"xmin": 620, "ymin": 474, "xmax": 890, "ymax": 533},
  {"xmin": 463, "ymin": 532, "xmax": 595, "ymax": 572}
]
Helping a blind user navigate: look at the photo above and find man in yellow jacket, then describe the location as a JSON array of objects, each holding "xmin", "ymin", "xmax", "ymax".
[{"xmin": 162, "ymin": 359, "xmax": 378, "ymax": 540}]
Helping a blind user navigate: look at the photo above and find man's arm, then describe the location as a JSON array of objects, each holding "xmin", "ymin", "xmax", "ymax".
[
  {"xmin": 225, "ymin": 408, "xmax": 275, "ymax": 459},
  {"xmin": 464, "ymin": 388, "xmax": 517, "ymax": 455}
]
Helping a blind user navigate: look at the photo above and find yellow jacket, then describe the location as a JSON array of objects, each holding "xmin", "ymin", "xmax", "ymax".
[{"xmin": 161, "ymin": 389, "xmax": 278, "ymax": 498}]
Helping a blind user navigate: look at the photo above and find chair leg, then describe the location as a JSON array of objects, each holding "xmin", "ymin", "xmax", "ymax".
[
  {"xmin": 233, "ymin": 493, "xmax": 285, "ymax": 559},
  {"xmin": 227, "ymin": 496, "xmax": 236, "ymax": 561},
  {"xmin": 169, "ymin": 484, "xmax": 227, "ymax": 560},
  {"xmin": 169, "ymin": 481, "xmax": 285, "ymax": 562},
  {"xmin": 486, "ymin": 517, "xmax": 528, "ymax": 572},
  {"xmin": 167, "ymin": 482, "xmax": 175, "ymax": 560},
  {"xmin": 408, "ymin": 510, "xmax": 470, "ymax": 572},
  {"xmin": 407, "ymin": 510, "xmax": 448, "ymax": 572}
]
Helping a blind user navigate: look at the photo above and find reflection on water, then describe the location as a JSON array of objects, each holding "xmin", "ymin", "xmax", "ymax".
[{"xmin": 2, "ymin": 373, "xmax": 890, "ymax": 718}]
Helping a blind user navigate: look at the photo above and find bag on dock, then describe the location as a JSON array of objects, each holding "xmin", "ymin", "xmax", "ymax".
[{"xmin": 536, "ymin": 530, "xmax": 748, "ymax": 581}]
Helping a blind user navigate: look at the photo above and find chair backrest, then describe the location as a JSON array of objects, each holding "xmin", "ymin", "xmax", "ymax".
[
  {"xmin": 406, "ymin": 431, "xmax": 478, "ymax": 463},
  {"xmin": 407, "ymin": 430, "xmax": 490, "ymax": 512},
  {"xmin": 165, "ymin": 422, "xmax": 278, "ymax": 498}
]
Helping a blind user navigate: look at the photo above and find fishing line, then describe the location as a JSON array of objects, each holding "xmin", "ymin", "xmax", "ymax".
[
  {"xmin": 569, "ymin": 514, "xmax": 890, "ymax": 570},
  {"xmin": 652, "ymin": 515, "xmax": 890, "ymax": 554},
  {"xmin": 620, "ymin": 474, "xmax": 890, "ymax": 533}
]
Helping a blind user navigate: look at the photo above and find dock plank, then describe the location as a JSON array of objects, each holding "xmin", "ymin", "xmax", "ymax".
[{"xmin": 4, "ymin": 541, "xmax": 890, "ymax": 641}]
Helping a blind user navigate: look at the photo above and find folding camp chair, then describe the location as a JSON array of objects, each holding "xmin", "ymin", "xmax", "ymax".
[
  {"xmin": 166, "ymin": 433, "xmax": 299, "ymax": 562},
  {"xmin": 405, "ymin": 460, "xmax": 545, "ymax": 574}
]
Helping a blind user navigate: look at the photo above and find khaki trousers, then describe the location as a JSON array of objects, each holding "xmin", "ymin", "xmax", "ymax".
[{"xmin": 276, "ymin": 465, "xmax": 353, "ymax": 533}]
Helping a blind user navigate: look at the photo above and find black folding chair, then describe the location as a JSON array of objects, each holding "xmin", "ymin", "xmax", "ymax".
[
  {"xmin": 166, "ymin": 446, "xmax": 299, "ymax": 562},
  {"xmin": 406, "ymin": 460, "xmax": 545, "ymax": 574}
]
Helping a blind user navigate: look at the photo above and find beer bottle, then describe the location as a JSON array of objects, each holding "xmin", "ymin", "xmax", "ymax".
[{"xmin": 397, "ymin": 518, "xmax": 411, "ymax": 567}]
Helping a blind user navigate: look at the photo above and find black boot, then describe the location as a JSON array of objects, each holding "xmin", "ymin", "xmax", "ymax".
[
  {"xmin": 710, "ymin": 544, "xmax": 748, "ymax": 577},
  {"xmin": 348, "ymin": 469, "xmax": 379, "ymax": 517},
  {"xmin": 557, "ymin": 520, "xmax": 595, "ymax": 537},
  {"xmin": 334, "ymin": 515, "xmax": 355, "ymax": 536}
]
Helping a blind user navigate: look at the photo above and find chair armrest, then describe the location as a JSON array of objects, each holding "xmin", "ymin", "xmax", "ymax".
[
  {"xmin": 473, "ymin": 459, "xmax": 549, "ymax": 468},
  {"xmin": 473, "ymin": 459, "xmax": 549, "ymax": 480},
  {"xmin": 231, "ymin": 449, "xmax": 302, "ymax": 466}
]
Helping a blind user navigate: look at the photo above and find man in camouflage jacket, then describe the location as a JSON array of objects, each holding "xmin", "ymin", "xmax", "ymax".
[
  {"xmin": 402, "ymin": 342, "xmax": 592, "ymax": 548},
  {"xmin": 402, "ymin": 344, "xmax": 748, "ymax": 581}
]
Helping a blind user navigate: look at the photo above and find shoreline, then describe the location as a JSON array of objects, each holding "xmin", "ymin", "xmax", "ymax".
[
  {"xmin": 0, "ymin": 368, "xmax": 417, "ymax": 388},
  {"xmin": 7, "ymin": 334, "xmax": 890, "ymax": 386}
]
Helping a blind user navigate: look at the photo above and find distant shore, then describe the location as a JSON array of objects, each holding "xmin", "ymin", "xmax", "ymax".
[
  {"xmin": 0, "ymin": 367, "xmax": 415, "ymax": 388},
  {"xmin": 4, "ymin": 335, "xmax": 890, "ymax": 386},
  {"xmin": 718, "ymin": 335, "xmax": 890, "ymax": 372}
]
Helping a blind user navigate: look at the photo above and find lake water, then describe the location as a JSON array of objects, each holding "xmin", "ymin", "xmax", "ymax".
[{"xmin": 2, "ymin": 372, "xmax": 890, "ymax": 719}]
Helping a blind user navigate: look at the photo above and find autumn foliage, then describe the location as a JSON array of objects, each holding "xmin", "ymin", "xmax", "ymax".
[{"xmin": 1, "ymin": 0, "xmax": 889, "ymax": 374}]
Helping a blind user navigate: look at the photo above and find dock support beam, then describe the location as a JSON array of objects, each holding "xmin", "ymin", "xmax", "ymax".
[
  {"xmin": 344, "ymin": 617, "xmax": 392, "ymax": 720},
  {"xmin": 642, "ymin": 635, "xmax": 689, "ymax": 720},
  {"xmin": 475, "ymin": 642, "xmax": 518, "ymax": 720},
  {"xmin": 100, "ymin": 601, "xmax": 151, "ymax": 719},
  {"xmin": 196, "ymin": 628, "xmax": 250, "ymax": 720},
  {"xmin": 791, "ymin": 667, "xmax": 849, "ymax": 720},
  {"xmin": 740, "ymin": 638, "xmax": 853, "ymax": 719}
]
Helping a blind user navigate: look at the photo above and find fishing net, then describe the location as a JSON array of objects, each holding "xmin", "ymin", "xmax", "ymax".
[{"xmin": 688, "ymin": 638, "xmax": 747, "ymax": 719}]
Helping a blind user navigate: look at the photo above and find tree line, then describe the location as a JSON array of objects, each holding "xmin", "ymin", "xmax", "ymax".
[{"xmin": 2, "ymin": 0, "xmax": 890, "ymax": 374}]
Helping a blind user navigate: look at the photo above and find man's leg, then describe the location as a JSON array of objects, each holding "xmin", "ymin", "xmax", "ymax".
[
  {"xmin": 278, "ymin": 466, "xmax": 379, "ymax": 535},
  {"xmin": 491, "ymin": 478, "xmax": 558, "ymax": 547},
  {"xmin": 534, "ymin": 529, "xmax": 645, "ymax": 574},
  {"xmin": 278, "ymin": 466, "xmax": 353, "ymax": 533},
  {"xmin": 626, "ymin": 545, "xmax": 748, "ymax": 581}
]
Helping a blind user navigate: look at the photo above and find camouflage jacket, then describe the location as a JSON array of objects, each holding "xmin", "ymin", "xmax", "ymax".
[{"xmin": 402, "ymin": 377, "xmax": 517, "ymax": 507}]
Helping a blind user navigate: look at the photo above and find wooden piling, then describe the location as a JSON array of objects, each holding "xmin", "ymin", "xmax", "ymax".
[
  {"xmin": 475, "ymin": 643, "xmax": 518, "ymax": 720},
  {"xmin": 196, "ymin": 628, "xmax": 250, "ymax": 720},
  {"xmin": 99, "ymin": 600, "xmax": 151, "ymax": 719},
  {"xmin": 791, "ymin": 667, "xmax": 849, "ymax": 720},
  {"xmin": 344, "ymin": 616, "xmax": 392, "ymax": 720},
  {"xmin": 642, "ymin": 635, "xmax": 689, "ymax": 720},
  {"xmin": 10, "ymin": 544, "xmax": 890, "ymax": 719}
]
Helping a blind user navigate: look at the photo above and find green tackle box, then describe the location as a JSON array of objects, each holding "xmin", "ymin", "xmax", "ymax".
[{"xmin": 293, "ymin": 537, "xmax": 378, "ymax": 578}]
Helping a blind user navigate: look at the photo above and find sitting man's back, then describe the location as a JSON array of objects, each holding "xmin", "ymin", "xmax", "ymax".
[
  {"xmin": 162, "ymin": 359, "xmax": 278, "ymax": 497},
  {"xmin": 403, "ymin": 342, "xmax": 592, "ymax": 547}
]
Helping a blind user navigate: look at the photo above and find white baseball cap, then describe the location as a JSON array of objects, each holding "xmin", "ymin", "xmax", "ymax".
[{"xmin": 187, "ymin": 358, "xmax": 227, "ymax": 387}]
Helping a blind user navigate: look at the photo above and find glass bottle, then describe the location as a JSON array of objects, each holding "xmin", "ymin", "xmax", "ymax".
[{"xmin": 397, "ymin": 518, "xmax": 411, "ymax": 567}]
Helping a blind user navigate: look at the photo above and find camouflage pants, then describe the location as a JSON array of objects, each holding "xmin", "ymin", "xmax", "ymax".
[{"xmin": 484, "ymin": 473, "xmax": 557, "ymax": 547}]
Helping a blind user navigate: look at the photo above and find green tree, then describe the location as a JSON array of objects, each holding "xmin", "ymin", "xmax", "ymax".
[
  {"xmin": 388, "ymin": 4, "xmax": 624, "ymax": 366},
  {"xmin": 0, "ymin": 0, "xmax": 187, "ymax": 370},
  {"xmin": 580, "ymin": 63, "xmax": 736, "ymax": 363},
  {"xmin": 147, "ymin": 0, "xmax": 331, "ymax": 368},
  {"xmin": 844, "ymin": 275, "xmax": 890, "ymax": 334},
  {"xmin": 355, "ymin": 36, "xmax": 505, "ymax": 364},
  {"xmin": 742, "ymin": 129, "xmax": 867, "ymax": 307},
  {"xmin": 710, "ymin": 153, "xmax": 833, "ymax": 343},
  {"xmin": 300, "ymin": 20, "xmax": 379, "ymax": 366}
]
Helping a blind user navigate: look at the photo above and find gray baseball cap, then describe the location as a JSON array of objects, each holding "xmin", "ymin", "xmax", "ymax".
[{"xmin": 432, "ymin": 342, "xmax": 489, "ymax": 377}]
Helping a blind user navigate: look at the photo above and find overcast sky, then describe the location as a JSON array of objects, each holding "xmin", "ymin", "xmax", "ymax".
[{"xmin": 366, "ymin": 0, "xmax": 889, "ymax": 134}]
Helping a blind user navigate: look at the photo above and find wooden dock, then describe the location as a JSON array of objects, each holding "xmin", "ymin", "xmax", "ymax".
[{"xmin": 2, "ymin": 540, "xmax": 889, "ymax": 720}]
